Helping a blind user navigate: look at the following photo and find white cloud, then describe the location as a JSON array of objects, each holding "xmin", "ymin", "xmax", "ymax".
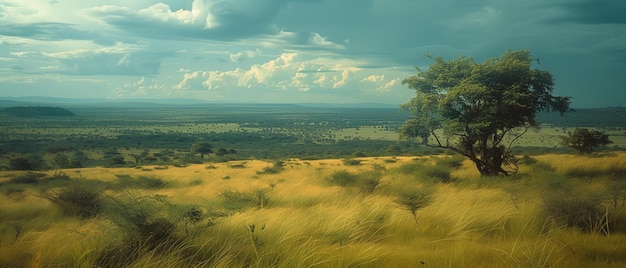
[
  {"xmin": 230, "ymin": 48, "xmax": 261, "ymax": 62},
  {"xmin": 175, "ymin": 53, "xmax": 368, "ymax": 92},
  {"xmin": 115, "ymin": 76, "xmax": 169, "ymax": 97},
  {"xmin": 361, "ymin": 75, "xmax": 385, "ymax": 83}
]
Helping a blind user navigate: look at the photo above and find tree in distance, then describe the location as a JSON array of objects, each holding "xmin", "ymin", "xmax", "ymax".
[
  {"xmin": 191, "ymin": 142, "xmax": 213, "ymax": 159},
  {"xmin": 45, "ymin": 145, "xmax": 73, "ymax": 175},
  {"xmin": 9, "ymin": 157, "xmax": 33, "ymax": 170},
  {"xmin": 560, "ymin": 128, "xmax": 613, "ymax": 154},
  {"xmin": 400, "ymin": 49, "xmax": 571, "ymax": 176}
]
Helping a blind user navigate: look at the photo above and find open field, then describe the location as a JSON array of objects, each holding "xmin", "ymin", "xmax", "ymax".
[
  {"xmin": 1, "ymin": 103, "xmax": 625, "ymax": 170},
  {"xmin": 1, "ymin": 102, "xmax": 626, "ymax": 266},
  {"xmin": 1, "ymin": 153, "xmax": 626, "ymax": 267}
]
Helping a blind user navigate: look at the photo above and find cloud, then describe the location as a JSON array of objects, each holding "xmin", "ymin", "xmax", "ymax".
[
  {"xmin": 115, "ymin": 76, "xmax": 169, "ymax": 97},
  {"xmin": 174, "ymin": 52, "xmax": 408, "ymax": 100},
  {"xmin": 8, "ymin": 44, "xmax": 170, "ymax": 76},
  {"xmin": 86, "ymin": 0, "xmax": 317, "ymax": 41},
  {"xmin": 545, "ymin": 0, "xmax": 626, "ymax": 25},
  {"xmin": 0, "ymin": 22, "xmax": 98, "ymax": 41},
  {"xmin": 361, "ymin": 75, "xmax": 384, "ymax": 83},
  {"xmin": 230, "ymin": 49, "xmax": 261, "ymax": 62},
  {"xmin": 176, "ymin": 53, "xmax": 365, "ymax": 92}
]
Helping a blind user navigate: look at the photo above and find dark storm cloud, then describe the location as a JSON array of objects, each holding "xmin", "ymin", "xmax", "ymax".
[
  {"xmin": 86, "ymin": 0, "xmax": 323, "ymax": 42},
  {"xmin": 548, "ymin": 0, "xmax": 626, "ymax": 24}
]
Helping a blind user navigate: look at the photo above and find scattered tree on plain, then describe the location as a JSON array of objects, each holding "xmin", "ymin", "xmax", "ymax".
[
  {"xmin": 45, "ymin": 145, "xmax": 73, "ymax": 174},
  {"xmin": 9, "ymin": 157, "xmax": 33, "ymax": 170},
  {"xmin": 400, "ymin": 49, "xmax": 571, "ymax": 176},
  {"xmin": 560, "ymin": 128, "xmax": 612, "ymax": 154},
  {"xmin": 192, "ymin": 142, "xmax": 213, "ymax": 159}
]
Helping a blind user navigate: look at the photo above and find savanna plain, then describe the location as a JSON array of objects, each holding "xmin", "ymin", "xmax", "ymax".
[{"xmin": 1, "ymin": 102, "xmax": 626, "ymax": 267}]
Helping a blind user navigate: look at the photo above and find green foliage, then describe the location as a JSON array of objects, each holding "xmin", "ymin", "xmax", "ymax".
[
  {"xmin": 560, "ymin": 128, "xmax": 613, "ymax": 154},
  {"xmin": 8, "ymin": 157, "xmax": 33, "ymax": 171},
  {"xmin": 104, "ymin": 194, "xmax": 178, "ymax": 246},
  {"xmin": 191, "ymin": 141, "xmax": 213, "ymax": 159},
  {"xmin": 41, "ymin": 183, "xmax": 103, "ymax": 218},
  {"xmin": 400, "ymin": 49, "xmax": 571, "ymax": 176},
  {"xmin": 541, "ymin": 187, "xmax": 611, "ymax": 234},
  {"xmin": 393, "ymin": 186, "xmax": 434, "ymax": 227},
  {"xmin": 328, "ymin": 170, "xmax": 383, "ymax": 193},
  {"xmin": 396, "ymin": 157, "xmax": 463, "ymax": 183}
]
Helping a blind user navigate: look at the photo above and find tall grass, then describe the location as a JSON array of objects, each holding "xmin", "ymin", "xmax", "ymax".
[{"xmin": 1, "ymin": 153, "xmax": 626, "ymax": 267}]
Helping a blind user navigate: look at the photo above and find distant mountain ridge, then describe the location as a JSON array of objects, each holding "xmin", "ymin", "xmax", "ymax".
[
  {"xmin": 0, "ymin": 97, "xmax": 398, "ymax": 108},
  {"xmin": 0, "ymin": 106, "xmax": 76, "ymax": 117},
  {"xmin": 0, "ymin": 97, "xmax": 623, "ymax": 128}
]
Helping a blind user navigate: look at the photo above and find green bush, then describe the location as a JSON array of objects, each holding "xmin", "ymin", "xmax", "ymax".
[
  {"xmin": 541, "ymin": 188, "xmax": 611, "ymax": 234},
  {"xmin": 104, "ymin": 194, "xmax": 178, "ymax": 247},
  {"xmin": 9, "ymin": 172, "xmax": 45, "ymax": 184},
  {"xmin": 422, "ymin": 165, "xmax": 452, "ymax": 183},
  {"xmin": 328, "ymin": 170, "xmax": 382, "ymax": 194},
  {"xmin": 41, "ymin": 184, "xmax": 103, "ymax": 218},
  {"xmin": 393, "ymin": 186, "xmax": 434, "ymax": 227}
]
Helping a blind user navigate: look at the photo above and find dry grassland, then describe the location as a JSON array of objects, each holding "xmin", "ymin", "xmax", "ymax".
[{"xmin": 1, "ymin": 154, "xmax": 626, "ymax": 267}]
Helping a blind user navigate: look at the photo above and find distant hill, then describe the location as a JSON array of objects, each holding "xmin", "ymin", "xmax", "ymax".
[
  {"xmin": 1, "ymin": 106, "xmax": 77, "ymax": 117},
  {"xmin": 535, "ymin": 107, "xmax": 626, "ymax": 128}
]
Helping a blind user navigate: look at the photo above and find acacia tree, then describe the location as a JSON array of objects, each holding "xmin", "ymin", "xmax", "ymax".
[
  {"xmin": 45, "ymin": 145, "xmax": 73, "ymax": 175},
  {"xmin": 400, "ymin": 50, "xmax": 571, "ymax": 176},
  {"xmin": 560, "ymin": 128, "xmax": 612, "ymax": 154},
  {"xmin": 191, "ymin": 142, "xmax": 213, "ymax": 159}
]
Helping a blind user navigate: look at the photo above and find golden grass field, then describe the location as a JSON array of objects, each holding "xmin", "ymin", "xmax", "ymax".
[{"xmin": 1, "ymin": 153, "xmax": 626, "ymax": 267}]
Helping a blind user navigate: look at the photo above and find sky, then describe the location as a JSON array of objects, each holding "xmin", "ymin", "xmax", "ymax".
[{"xmin": 0, "ymin": 0, "xmax": 624, "ymax": 107}]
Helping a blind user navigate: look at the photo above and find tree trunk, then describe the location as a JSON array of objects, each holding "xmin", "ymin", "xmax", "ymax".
[{"xmin": 474, "ymin": 146, "xmax": 506, "ymax": 176}]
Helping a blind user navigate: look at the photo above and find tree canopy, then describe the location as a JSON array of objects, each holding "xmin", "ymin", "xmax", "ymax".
[
  {"xmin": 400, "ymin": 49, "xmax": 571, "ymax": 176},
  {"xmin": 191, "ymin": 142, "xmax": 213, "ymax": 159},
  {"xmin": 560, "ymin": 128, "xmax": 612, "ymax": 154}
]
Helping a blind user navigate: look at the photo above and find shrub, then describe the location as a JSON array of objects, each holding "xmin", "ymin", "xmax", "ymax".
[
  {"xmin": 328, "ymin": 170, "xmax": 382, "ymax": 194},
  {"xmin": 219, "ymin": 188, "xmax": 270, "ymax": 211},
  {"xmin": 116, "ymin": 175, "xmax": 168, "ymax": 189},
  {"xmin": 41, "ymin": 184, "xmax": 103, "ymax": 218},
  {"xmin": 393, "ymin": 186, "xmax": 434, "ymax": 227},
  {"xmin": 541, "ymin": 188, "xmax": 611, "ymax": 234},
  {"xmin": 136, "ymin": 175, "xmax": 168, "ymax": 189},
  {"xmin": 9, "ymin": 172, "xmax": 46, "ymax": 184},
  {"xmin": 104, "ymin": 193, "xmax": 178, "ymax": 247},
  {"xmin": 329, "ymin": 170, "xmax": 359, "ymax": 187},
  {"xmin": 433, "ymin": 155, "xmax": 465, "ymax": 169},
  {"xmin": 228, "ymin": 163, "xmax": 247, "ymax": 169},
  {"xmin": 422, "ymin": 165, "xmax": 452, "ymax": 183},
  {"xmin": 356, "ymin": 171, "xmax": 382, "ymax": 194},
  {"xmin": 342, "ymin": 158, "xmax": 362, "ymax": 166},
  {"xmin": 8, "ymin": 157, "xmax": 33, "ymax": 170},
  {"xmin": 257, "ymin": 160, "xmax": 285, "ymax": 175}
]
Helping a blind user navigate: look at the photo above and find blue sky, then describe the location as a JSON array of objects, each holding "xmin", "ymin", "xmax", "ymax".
[{"xmin": 0, "ymin": 0, "xmax": 624, "ymax": 107}]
